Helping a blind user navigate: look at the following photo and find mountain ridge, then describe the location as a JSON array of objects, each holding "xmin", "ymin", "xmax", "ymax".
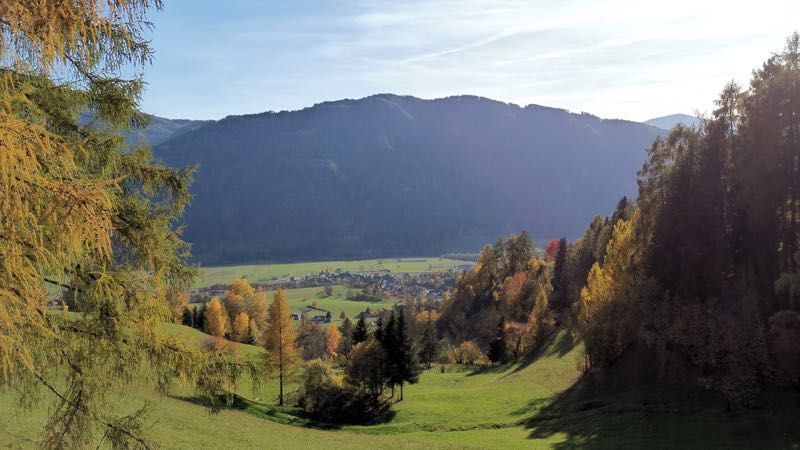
[{"xmin": 153, "ymin": 94, "xmax": 664, "ymax": 264}]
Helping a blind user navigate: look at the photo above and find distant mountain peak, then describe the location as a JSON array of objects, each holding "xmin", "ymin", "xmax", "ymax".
[{"xmin": 644, "ymin": 114, "xmax": 701, "ymax": 130}]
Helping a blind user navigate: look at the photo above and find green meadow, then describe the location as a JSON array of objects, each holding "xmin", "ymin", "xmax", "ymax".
[
  {"xmin": 194, "ymin": 257, "xmax": 465, "ymax": 288},
  {"xmin": 267, "ymin": 285, "xmax": 398, "ymax": 325},
  {"xmin": 2, "ymin": 328, "xmax": 792, "ymax": 449}
]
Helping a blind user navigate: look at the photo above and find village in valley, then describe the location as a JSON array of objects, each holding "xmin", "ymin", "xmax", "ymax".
[{"xmin": 187, "ymin": 261, "xmax": 474, "ymax": 325}]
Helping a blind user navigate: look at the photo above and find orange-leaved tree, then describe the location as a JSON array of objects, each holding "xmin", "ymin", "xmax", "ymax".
[
  {"xmin": 326, "ymin": 325, "xmax": 341, "ymax": 359},
  {"xmin": 263, "ymin": 289, "xmax": 298, "ymax": 405},
  {"xmin": 232, "ymin": 312, "xmax": 251, "ymax": 343}
]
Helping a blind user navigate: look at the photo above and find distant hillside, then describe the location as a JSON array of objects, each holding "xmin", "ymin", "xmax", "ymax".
[
  {"xmin": 129, "ymin": 115, "xmax": 212, "ymax": 146},
  {"xmin": 81, "ymin": 112, "xmax": 212, "ymax": 147},
  {"xmin": 644, "ymin": 113, "xmax": 701, "ymax": 130},
  {"xmin": 156, "ymin": 94, "xmax": 663, "ymax": 264}
]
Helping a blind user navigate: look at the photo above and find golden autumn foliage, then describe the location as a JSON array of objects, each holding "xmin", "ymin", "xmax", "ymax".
[
  {"xmin": 415, "ymin": 309, "xmax": 439, "ymax": 326},
  {"xmin": 0, "ymin": 2, "xmax": 268, "ymax": 448},
  {"xmin": 326, "ymin": 325, "xmax": 341, "ymax": 359},
  {"xmin": 450, "ymin": 340, "xmax": 487, "ymax": 365},
  {"xmin": 580, "ymin": 211, "xmax": 641, "ymax": 323},
  {"xmin": 264, "ymin": 289, "xmax": 298, "ymax": 405},
  {"xmin": 578, "ymin": 210, "xmax": 650, "ymax": 367},
  {"xmin": 166, "ymin": 286, "xmax": 190, "ymax": 323},
  {"xmin": 0, "ymin": 0, "xmax": 159, "ymax": 71},
  {"xmin": 246, "ymin": 288, "xmax": 269, "ymax": 330},
  {"xmin": 232, "ymin": 312, "xmax": 251, "ymax": 343},
  {"xmin": 205, "ymin": 298, "xmax": 229, "ymax": 338}
]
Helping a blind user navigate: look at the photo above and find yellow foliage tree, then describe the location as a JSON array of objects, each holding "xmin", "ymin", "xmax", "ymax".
[
  {"xmin": 166, "ymin": 286, "xmax": 190, "ymax": 324},
  {"xmin": 580, "ymin": 211, "xmax": 640, "ymax": 322},
  {"xmin": 232, "ymin": 312, "xmax": 251, "ymax": 343},
  {"xmin": 246, "ymin": 288, "xmax": 269, "ymax": 331},
  {"xmin": 205, "ymin": 298, "xmax": 229, "ymax": 338},
  {"xmin": 0, "ymin": 2, "xmax": 262, "ymax": 446},
  {"xmin": 263, "ymin": 289, "xmax": 298, "ymax": 405},
  {"xmin": 230, "ymin": 278, "xmax": 256, "ymax": 298},
  {"xmin": 326, "ymin": 325, "xmax": 341, "ymax": 359},
  {"xmin": 223, "ymin": 279, "xmax": 255, "ymax": 323},
  {"xmin": 579, "ymin": 210, "xmax": 650, "ymax": 367},
  {"xmin": 450, "ymin": 340, "xmax": 486, "ymax": 365}
]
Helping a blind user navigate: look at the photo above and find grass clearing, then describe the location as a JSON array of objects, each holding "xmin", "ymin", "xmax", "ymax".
[
  {"xmin": 270, "ymin": 285, "xmax": 398, "ymax": 326},
  {"xmin": 3, "ymin": 327, "xmax": 796, "ymax": 448}
]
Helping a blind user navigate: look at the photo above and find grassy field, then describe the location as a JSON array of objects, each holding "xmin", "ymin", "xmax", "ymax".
[
  {"xmin": 2, "ymin": 327, "xmax": 796, "ymax": 448},
  {"xmin": 194, "ymin": 257, "xmax": 465, "ymax": 288},
  {"xmin": 267, "ymin": 285, "xmax": 397, "ymax": 326}
]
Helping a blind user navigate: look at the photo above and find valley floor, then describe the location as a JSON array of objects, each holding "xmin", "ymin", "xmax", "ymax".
[
  {"xmin": 195, "ymin": 257, "xmax": 465, "ymax": 288},
  {"xmin": 2, "ymin": 331, "xmax": 795, "ymax": 449}
]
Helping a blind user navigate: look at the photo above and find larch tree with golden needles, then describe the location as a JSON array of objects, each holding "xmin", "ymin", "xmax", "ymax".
[
  {"xmin": 579, "ymin": 211, "xmax": 651, "ymax": 367},
  {"xmin": 166, "ymin": 285, "xmax": 190, "ymax": 324},
  {"xmin": 325, "ymin": 325, "xmax": 341, "ymax": 359},
  {"xmin": 223, "ymin": 278, "xmax": 254, "ymax": 322},
  {"xmin": 0, "ymin": 2, "xmax": 260, "ymax": 447},
  {"xmin": 263, "ymin": 289, "xmax": 298, "ymax": 405},
  {"xmin": 232, "ymin": 312, "xmax": 250, "ymax": 343},
  {"xmin": 205, "ymin": 298, "xmax": 229, "ymax": 338}
]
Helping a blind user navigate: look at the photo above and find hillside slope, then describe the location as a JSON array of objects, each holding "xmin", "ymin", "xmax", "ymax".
[
  {"xmin": 2, "ymin": 329, "xmax": 793, "ymax": 448},
  {"xmin": 156, "ymin": 94, "xmax": 663, "ymax": 264}
]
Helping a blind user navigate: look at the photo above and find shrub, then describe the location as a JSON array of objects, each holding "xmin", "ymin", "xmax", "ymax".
[
  {"xmin": 449, "ymin": 340, "xmax": 487, "ymax": 366},
  {"xmin": 297, "ymin": 359, "xmax": 390, "ymax": 424}
]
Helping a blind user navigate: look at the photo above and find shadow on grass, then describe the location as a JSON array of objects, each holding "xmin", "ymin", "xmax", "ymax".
[
  {"xmin": 172, "ymin": 393, "xmax": 396, "ymax": 431},
  {"xmin": 517, "ymin": 373, "xmax": 800, "ymax": 449},
  {"xmin": 512, "ymin": 331, "xmax": 576, "ymax": 374},
  {"xmin": 466, "ymin": 363, "xmax": 512, "ymax": 377},
  {"xmin": 515, "ymin": 378, "xmax": 619, "ymax": 449}
]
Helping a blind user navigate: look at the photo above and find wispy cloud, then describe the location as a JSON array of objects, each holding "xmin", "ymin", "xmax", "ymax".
[{"xmin": 139, "ymin": 0, "xmax": 800, "ymax": 121}]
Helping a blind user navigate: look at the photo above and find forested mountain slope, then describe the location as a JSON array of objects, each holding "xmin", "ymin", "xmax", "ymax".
[{"xmin": 156, "ymin": 94, "xmax": 663, "ymax": 264}]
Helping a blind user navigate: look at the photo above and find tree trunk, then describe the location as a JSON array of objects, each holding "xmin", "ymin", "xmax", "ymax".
[
  {"xmin": 400, "ymin": 382, "xmax": 404, "ymax": 401},
  {"xmin": 279, "ymin": 364, "xmax": 284, "ymax": 406}
]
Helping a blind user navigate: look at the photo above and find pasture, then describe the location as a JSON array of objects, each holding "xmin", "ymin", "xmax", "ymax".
[
  {"xmin": 194, "ymin": 257, "xmax": 465, "ymax": 288},
  {"xmin": 1, "ymin": 328, "xmax": 794, "ymax": 449}
]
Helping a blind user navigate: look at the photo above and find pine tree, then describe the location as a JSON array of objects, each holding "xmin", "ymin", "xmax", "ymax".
[
  {"xmin": 263, "ymin": 289, "xmax": 298, "ymax": 406},
  {"xmin": 507, "ymin": 231, "xmax": 534, "ymax": 275},
  {"xmin": 394, "ymin": 309, "xmax": 421, "ymax": 400},
  {"xmin": 338, "ymin": 317, "xmax": 355, "ymax": 357},
  {"xmin": 550, "ymin": 237, "xmax": 569, "ymax": 321},
  {"xmin": 196, "ymin": 303, "xmax": 207, "ymax": 331},
  {"xmin": 375, "ymin": 315, "xmax": 386, "ymax": 344},
  {"xmin": 377, "ymin": 313, "xmax": 396, "ymax": 396},
  {"xmin": 182, "ymin": 308, "xmax": 194, "ymax": 327},
  {"xmin": 419, "ymin": 311, "xmax": 439, "ymax": 369},
  {"xmin": 353, "ymin": 315, "xmax": 369, "ymax": 344},
  {"xmin": 488, "ymin": 317, "xmax": 509, "ymax": 364}
]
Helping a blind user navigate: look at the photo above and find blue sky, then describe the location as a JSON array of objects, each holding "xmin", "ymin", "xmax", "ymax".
[{"xmin": 140, "ymin": 0, "xmax": 800, "ymax": 121}]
